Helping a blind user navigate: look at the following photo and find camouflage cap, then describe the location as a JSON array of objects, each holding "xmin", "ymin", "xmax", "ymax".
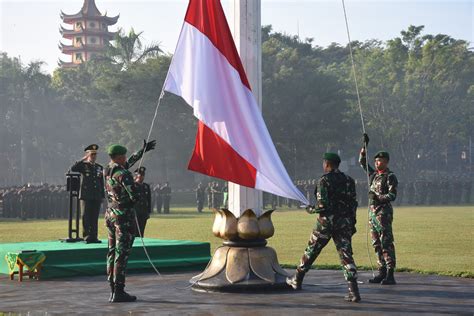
[
  {"xmin": 134, "ymin": 166, "xmax": 146, "ymax": 175},
  {"xmin": 374, "ymin": 151, "xmax": 390, "ymax": 161},
  {"xmin": 107, "ymin": 144, "xmax": 127, "ymax": 156},
  {"xmin": 323, "ymin": 152, "xmax": 341, "ymax": 163}
]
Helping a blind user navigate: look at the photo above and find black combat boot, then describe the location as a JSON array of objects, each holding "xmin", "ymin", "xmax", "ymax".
[
  {"xmin": 381, "ymin": 268, "xmax": 396, "ymax": 285},
  {"xmin": 286, "ymin": 270, "xmax": 305, "ymax": 290},
  {"xmin": 111, "ymin": 284, "xmax": 137, "ymax": 303},
  {"xmin": 108, "ymin": 282, "xmax": 115, "ymax": 302},
  {"xmin": 368, "ymin": 267, "xmax": 386, "ymax": 283},
  {"xmin": 345, "ymin": 280, "xmax": 361, "ymax": 302}
]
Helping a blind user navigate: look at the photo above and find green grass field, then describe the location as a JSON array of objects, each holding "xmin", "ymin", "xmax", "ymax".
[{"xmin": 0, "ymin": 206, "xmax": 472, "ymax": 277}]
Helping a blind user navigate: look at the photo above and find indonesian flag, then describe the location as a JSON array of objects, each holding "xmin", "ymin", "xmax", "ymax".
[{"xmin": 164, "ymin": 0, "xmax": 308, "ymax": 205}]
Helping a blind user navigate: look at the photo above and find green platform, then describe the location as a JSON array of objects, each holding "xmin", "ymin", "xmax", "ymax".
[{"xmin": 0, "ymin": 238, "xmax": 211, "ymax": 279}]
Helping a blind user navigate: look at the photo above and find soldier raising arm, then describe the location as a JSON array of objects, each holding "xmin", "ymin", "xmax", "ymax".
[
  {"xmin": 359, "ymin": 134, "xmax": 398, "ymax": 285},
  {"xmin": 104, "ymin": 141, "xmax": 155, "ymax": 303},
  {"xmin": 70, "ymin": 144, "xmax": 104, "ymax": 243}
]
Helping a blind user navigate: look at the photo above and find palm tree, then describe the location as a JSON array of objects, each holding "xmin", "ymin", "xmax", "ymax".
[{"xmin": 105, "ymin": 28, "xmax": 162, "ymax": 70}]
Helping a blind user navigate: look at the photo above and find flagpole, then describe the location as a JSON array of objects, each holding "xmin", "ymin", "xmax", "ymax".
[
  {"xmin": 228, "ymin": 0, "xmax": 263, "ymax": 217},
  {"xmin": 190, "ymin": 0, "xmax": 290, "ymax": 292}
]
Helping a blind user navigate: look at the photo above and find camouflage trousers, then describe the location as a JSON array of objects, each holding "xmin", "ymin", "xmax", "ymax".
[
  {"xmin": 369, "ymin": 204, "xmax": 396, "ymax": 269},
  {"xmin": 298, "ymin": 214, "xmax": 358, "ymax": 281},
  {"xmin": 105, "ymin": 210, "xmax": 135, "ymax": 286}
]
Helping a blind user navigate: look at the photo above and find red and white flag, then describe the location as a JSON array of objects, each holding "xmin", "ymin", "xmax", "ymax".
[{"xmin": 164, "ymin": 0, "xmax": 308, "ymax": 205}]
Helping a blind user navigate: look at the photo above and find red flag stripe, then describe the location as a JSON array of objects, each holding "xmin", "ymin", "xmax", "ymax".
[
  {"xmin": 184, "ymin": 0, "xmax": 251, "ymax": 90},
  {"xmin": 188, "ymin": 121, "xmax": 257, "ymax": 187}
]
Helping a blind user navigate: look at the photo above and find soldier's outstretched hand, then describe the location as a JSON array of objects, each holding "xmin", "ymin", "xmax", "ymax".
[
  {"xmin": 363, "ymin": 133, "xmax": 369, "ymax": 147},
  {"xmin": 143, "ymin": 139, "xmax": 157, "ymax": 152},
  {"xmin": 305, "ymin": 205, "xmax": 316, "ymax": 214}
]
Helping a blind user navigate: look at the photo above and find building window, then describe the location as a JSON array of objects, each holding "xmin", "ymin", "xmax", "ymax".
[
  {"xmin": 75, "ymin": 53, "xmax": 83, "ymax": 61},
  {"xmin": 75, "ymin": 22, "xmax": 82, "ymax": 29},
  {"xmin": 102, "ymin": 23, "xmax": 107, "ymax": 29},
  {"xmin": 90, "ymin": 37, "xmax": 97, "ymax": 44},
  {"xmin": 89, "ymin": 22, "xmax": 96, "ymax": 28},
  {"xmin": 75, "ymin": 37, "xmax": 82, "ymax": 45}
]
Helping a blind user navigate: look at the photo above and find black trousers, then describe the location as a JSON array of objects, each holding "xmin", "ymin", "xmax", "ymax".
[
  {"xmin": 134, "ymin": 213, "xmax": 149, "ymax": 237},
  {"xmin": 80, "ymin": 199, "xmax": 102, "ymax": 241},
  {"xmin": 163, "ymin": 197, "xmax": 170, "ymax": 214}
]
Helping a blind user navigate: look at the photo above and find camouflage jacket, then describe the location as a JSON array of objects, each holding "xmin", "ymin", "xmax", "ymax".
[
  {"xmin": 359, "ymin": 152, "xmax": 398, "ymax": 205},
  {"xmin": 103, "ymin": 149, "xmax": 145, "ymax": 215},
  {"xmin": 310, "ymin": 170, "xmax": 358, "ymax": 216},
  {"xmin": 104, "ymin": 163, "xmax": 138, "ymax": 215}
]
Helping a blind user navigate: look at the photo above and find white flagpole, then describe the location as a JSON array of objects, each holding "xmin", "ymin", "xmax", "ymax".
[{"xmin": 228, "ymin": 0, "xmax": 263, "ymax": 217}]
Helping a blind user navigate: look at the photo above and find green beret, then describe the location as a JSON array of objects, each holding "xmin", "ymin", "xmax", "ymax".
[
  {"xmin": 107, "ymin": 144, "xmax": 127, "ymax": 156},
  {"xmin": 323, "ymin": 152, "xmax": 341, "ymax": 163},
  {"xmin": 374, "ymin": 151, "xmax": 390, "ymax": 160}
]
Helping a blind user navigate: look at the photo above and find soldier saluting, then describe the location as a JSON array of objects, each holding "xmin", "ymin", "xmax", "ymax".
[
  {"xmin": 70, "ymin": 144, "xmax": 104, "ymax": 243},
  {"xmin": 104, "ymin": 140, "xmax": 156, "ymax": 303},
  {"xmin": 359, "ymin": 134, "xmax": 398, "ymax": 285}
]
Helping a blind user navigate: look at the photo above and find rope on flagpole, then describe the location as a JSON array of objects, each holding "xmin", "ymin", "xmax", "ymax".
[
  {"xmin": 133, "ymin": 86, "xmax": 166, "ymax": 279},
  {"xmin": 341, "ymin": 0, "xmax": 376, "ymax": 277}
]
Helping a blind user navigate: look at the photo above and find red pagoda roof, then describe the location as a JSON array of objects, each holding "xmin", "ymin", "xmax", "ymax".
[
  {"xmin": 58, "ymin": 59, "xmax": 79, "ymax": 68},
  {"xmin": 60, "ymin": 0, "xmax": 119, "ymax": 25},
  {"xmin": 59, "ymin": 25, "xmax": 116, "ymax": 39},
  {"xmin": 59, "ymin": 42, "xmax": 107, "ymax": 54}
]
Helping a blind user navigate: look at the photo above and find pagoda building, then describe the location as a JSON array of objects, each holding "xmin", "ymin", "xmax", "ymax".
[{"xmin": 59, "ymin": 0, "xmax": 119, "ymax": 67}]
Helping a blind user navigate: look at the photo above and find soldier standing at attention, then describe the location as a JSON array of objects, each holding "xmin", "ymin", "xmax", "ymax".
[
  {"xmin": 359, "ymin": 134, "xmax": 398, "ymax": 285},
  {"xmin": 133, "ymin": 167, "xmax": 152, "ymax": 238},
  {"xmin": 161, "ymin": 182, "xmax": 171, "ymax": 214},
  {"xmin": 70, "ymin": 144, "xmax": 104, "ymax": 243},
  {"xmin": 196, "ymin": 182, "xmax": 205, "ymax": 213},
  {"xmin": 153, "ymin": 183, "xmax": 163, "ymax": 214},
  {"xmin": 104, "ymin": 140, "xmax": 156, "ymax": 303},
  {"xmin": 287, "ymin": 153, "xmax": 360, "ymax": 302},
  {"xmin": 206, "ymin": 182, "xmax": 213, "ymax": 209}
]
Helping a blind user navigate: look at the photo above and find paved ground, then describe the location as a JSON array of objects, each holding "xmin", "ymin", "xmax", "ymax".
[{"xmin": 0, "ymin": 270, "xmax": 473, "ymax": 315}]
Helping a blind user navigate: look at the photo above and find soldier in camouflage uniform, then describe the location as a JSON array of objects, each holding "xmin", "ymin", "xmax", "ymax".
[
  {"xmin": 359, "ymin": 134, "xmax": 398, "ymax": 285},
  {"xmin": 104, "ymin": 140, "xmax": 156, "ymax": 303},
  {"xmin": 287, "ymin": 153, "xmax": 360, "ymax": 302},
  {"xmin": 70, "ymin": 144, "xmax": 105, "ymax": 243},
  {"xmin": 133, "ymin": 167, "xmax": 152, "ymax": 238}
]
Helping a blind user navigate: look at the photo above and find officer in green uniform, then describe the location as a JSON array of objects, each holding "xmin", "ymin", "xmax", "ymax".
[
  {"xmin": 70, "ymin": 144, "xmax": 104, "ymax": 243},
  {"xmin": 287, "ymin": 153, "xmax": 360, "ymax": 302},
  {"xmin": 359, "ymin": 134, "xmax": 398, "ymax": 285},
  {"xmin": 133, "ymin": 167, "xmax": 152, "ymax": 237},
  {"xmin": 104, "ymin": 140, "xmax": 156, "ymax": 303}
]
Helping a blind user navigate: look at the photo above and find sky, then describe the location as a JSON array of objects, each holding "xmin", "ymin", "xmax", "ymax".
[{"xmin": 0, "ymin": 0, "xmax": 472, "ymax": 74}]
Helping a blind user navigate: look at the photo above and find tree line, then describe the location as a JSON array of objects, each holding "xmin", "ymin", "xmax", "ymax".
[{"xmin": 0, "ymin": 25, "xmax": 472, "ymax": 187}]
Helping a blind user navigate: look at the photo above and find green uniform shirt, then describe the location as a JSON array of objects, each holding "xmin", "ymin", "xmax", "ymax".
[{"xmin": 70, "ymin": 161, "xmax": 105, "ymax": 200}]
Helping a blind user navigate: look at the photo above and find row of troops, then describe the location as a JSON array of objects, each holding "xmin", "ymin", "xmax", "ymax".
[
  {"xmin": 0, "ymin": 184, "xmax": 71, "ymax": 219},
  {"xmin": 195, "ymin": 182, "xmax": 229, "ymax": 212},
  {"xmin": 150, "ymin": 183, "xmax": 172, "ymax": 214},
  {"xmin": 261, "ymin": 177, "xmax": 472, "ymax": 209}
]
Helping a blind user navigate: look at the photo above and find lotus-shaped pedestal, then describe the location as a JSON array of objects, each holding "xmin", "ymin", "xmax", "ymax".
[{"xmin": 191, "ymin": 208, "xmax": 289, "ymax": 291}]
